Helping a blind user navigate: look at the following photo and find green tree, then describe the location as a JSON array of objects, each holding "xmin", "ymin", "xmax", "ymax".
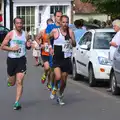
[{"xmin": 81, "ymin": 0, "xmax": 120, "ymax": 15}]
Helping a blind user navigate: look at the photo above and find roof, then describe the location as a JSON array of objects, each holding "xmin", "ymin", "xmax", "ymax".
[
  {"xmin": 89, "ymin": 29, "xmax": 115, "ymax": 33},
  {"xmin": 13, "ymin": 0, "xmax": 72, "ymax": 3},
  {"xmin": 73, "ymin": 0, "xmax": 96, "ymax": 14}
]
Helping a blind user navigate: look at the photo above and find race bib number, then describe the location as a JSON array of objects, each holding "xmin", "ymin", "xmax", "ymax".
[
  {"xmin": 44, "ymin": 43, "xmax": 49, "ymax": 52},
  {"xmin": 14, "ymin": 40, "xmax": 26, "ymax": 57},
  {"xmin": 62, "ymin": 41, "xmax": 72, "ymax": 52}
]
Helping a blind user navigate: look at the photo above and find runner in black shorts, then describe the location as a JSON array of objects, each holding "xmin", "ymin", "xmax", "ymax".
[
  {"xmin": 49, "ymin": 15, "xmax": 76, "ymax": 105},
  {"xmin": 36, "ymin": 18, "xmax": 53, "ymax": 90},
  {"xmin": 1, "ymin": 17, "xmax": 31, "ymax": 110}
]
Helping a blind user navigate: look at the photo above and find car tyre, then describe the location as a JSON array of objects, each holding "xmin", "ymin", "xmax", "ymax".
[
  {"xmin": 89, "ymin": 65, "xmax": 96, "ymax": 87},
  {"xmin": 72, "ymin": 62, "xmax": 79, "ymax": 80},
  {"xmin": 111, "ymin": 71, "xmax": 120, "ymax": 95}
]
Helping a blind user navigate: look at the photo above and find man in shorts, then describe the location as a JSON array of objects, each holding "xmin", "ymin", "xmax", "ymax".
[
  {"xmin": 36, "ymin": 18, "xmax": 53, "ymax": 90},
  {"xmin": 46, "ymin": 11, "xmax": 63, "ymax": 96},
  {"xmin": 49, "ymin": 15, "xmax": 76, "ymax": 105},
  {"xmin": 1, "ymin": 17, "xmax": 31, "ymax": 110}
]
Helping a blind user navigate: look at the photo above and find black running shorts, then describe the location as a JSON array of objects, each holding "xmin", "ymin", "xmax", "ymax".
[
  {"xmin": 41, "ymin": 55, "xmax": 50, "ymax": 63},
  {"xmin": 53, "ymin": 57, "xmax": 72, "ymax": 73},
  {"xmin": 7, "ymin": 56, "xmax": 27, "ymax": 76}
]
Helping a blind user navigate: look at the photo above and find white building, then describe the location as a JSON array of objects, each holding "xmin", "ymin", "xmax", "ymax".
[
  {"xmin": 10, "ymin": 0, "xmax": 72, "ymax": 34},
  {"xmin": 0, "ymin": 0, "xmax": 4, "ymax": 25}
]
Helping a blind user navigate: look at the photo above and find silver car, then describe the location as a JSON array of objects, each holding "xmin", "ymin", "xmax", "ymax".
[{"xmin": 110, "ymin": 46, "xmax": 120, "ymax": 95}]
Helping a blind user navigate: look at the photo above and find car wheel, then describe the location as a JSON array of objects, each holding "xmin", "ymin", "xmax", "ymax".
[
  {"xmin": 72, "ymin": 61, "xmax": 79, "ymax": 80},
  {"xmin": 89, "ymin": 65, "xmax": 96, "ymax": 87},
  {"xmin": 111, "ymin": 72, "xmax": 120, "ymax": 95}
]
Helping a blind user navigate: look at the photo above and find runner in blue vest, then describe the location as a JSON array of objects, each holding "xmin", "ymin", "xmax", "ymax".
[{"xmin": 46, "ymin": 10, "xmax": 63, "ymax": 98}]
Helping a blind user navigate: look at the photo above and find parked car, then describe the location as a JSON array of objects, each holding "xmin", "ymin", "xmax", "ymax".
[
  {"xmin": 0, "ymin": 25, "xmax": 10, "ymax": 45},
  {"xmin": 110, "ymin": 46, "xmax": 120, "ymax": 95},
  {"xmin": 72, "ymin": 29, "xmax": 116, "ymax": 87},
  {"xmin": 69, "ymin": 23, "xmax": 99, "ymax": 32}
]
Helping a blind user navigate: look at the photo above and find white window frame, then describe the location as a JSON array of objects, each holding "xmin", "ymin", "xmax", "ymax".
[{"xmin": 16, "ymin": 6, "xmax": 35, "ymax": 33}]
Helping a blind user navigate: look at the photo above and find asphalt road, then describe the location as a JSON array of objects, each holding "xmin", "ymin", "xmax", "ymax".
[{"xmin": 0, "ymin": 50, "xmax": 120, "ymax": 120}]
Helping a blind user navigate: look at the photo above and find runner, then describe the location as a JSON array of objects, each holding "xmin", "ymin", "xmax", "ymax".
[
  {"xmin": 36, "ymin": 18, "xmax": 53, "ymax": 91},
  {"xmin": 1, "ymin": 17, "xmax": 31, "ymax": 110},
  {"xmin": 49, "ymin": 15, "xmax": 76, "ymax": 105},
  {"xmin": 46, "ymin": 10, "xmax": 63, "ymax": 96}
]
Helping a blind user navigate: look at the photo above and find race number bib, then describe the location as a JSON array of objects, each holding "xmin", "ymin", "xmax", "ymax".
[
  {"xmin": 62, "ymin": 41, "xmax": 72, "ymax": 53},
  {"xmin": 44, "ymin": 43, "xmax": 49, "ymax": 52},
  {"xmin": 62, "ymin": 41, "xmax": 72, "ymax": 58},
  {"xmin": 14, "ymin": 40, "xmax": 26, "ymax": 57}
]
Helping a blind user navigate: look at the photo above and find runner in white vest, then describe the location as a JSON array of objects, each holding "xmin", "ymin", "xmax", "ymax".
[
  {"xmin": 1, "ymin": 17, "xmax": 31, "ymax": 110},
  {"xmin": 49, "ymin": 15, "xmax": 76, "ymax": 105}
]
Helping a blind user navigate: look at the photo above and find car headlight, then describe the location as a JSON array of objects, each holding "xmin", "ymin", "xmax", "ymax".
[{"xmin": 98, "ymin": 57, "xmax": 111, "ymax": 65}]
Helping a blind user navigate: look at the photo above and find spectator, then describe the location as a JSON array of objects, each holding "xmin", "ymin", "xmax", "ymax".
[
  {"xmin": 101, "ymin": 21, "xmax": 106, "ymax": 28},
  {"xmin": 106, "ymin": 20, "xmax": 112, "ymax": 28},
  {"xmin": 107, "ymin": 19, "xmax": 120, "ymax": 92},
  {"xmin": 74, "ymin": 19, "xmax": 86, "ymax": 43}
]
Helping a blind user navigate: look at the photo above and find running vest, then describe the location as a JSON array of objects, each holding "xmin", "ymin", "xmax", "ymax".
[
  {"xmin": 8, "ymin": 30, "xmax": 26, "ymax": 58},
  {"xmin": 41, "ymin": 30, "xmax": 49, "ymax": 56},
  {"xmin": 53, "ymin": 28, "xmax": 72, "ymax": 59}
]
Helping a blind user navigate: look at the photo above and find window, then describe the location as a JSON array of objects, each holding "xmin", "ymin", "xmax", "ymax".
[
  {"xmin": 93, "ymin": 32, "xmax": 116, "ymax": 49},
  {"xmin": 16, "ymin": 6, "xmax": 35, "ymax": 33},
  {"xmin": 50, "ymin": 6, "xmax": 67, "ymax": 17},
  {"xmin": 79, "ymin": 32, "xmax": 92, "ymax": 46}
]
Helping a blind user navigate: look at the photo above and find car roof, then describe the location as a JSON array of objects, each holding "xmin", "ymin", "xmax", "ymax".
[{"xmin": 89, "ymin": 28, "xmax": 115, "ymax": 33}]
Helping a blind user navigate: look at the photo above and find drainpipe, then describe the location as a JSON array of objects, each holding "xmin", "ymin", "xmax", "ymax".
[
  {"xmin": 4, "ymin": 0, "xmax": 6, "ymax": 27},
  {"xmin": 71, "ymin": 0, "xmax": 74, "ymax": 24},
  {"xmin": 10, "ymin": 0, "xmax": 13, "ymax": 30}
]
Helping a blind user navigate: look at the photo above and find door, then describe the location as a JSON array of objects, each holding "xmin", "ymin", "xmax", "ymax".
[
  {"xmin": 113, "ymin": 46, "xmax": 120, "ymax": 84},
  {"xmin": 76, "ymin": 32, "xmax": 92, "ymax": 75},
  {"xmin": 81, "ymin": 32, "xmax": 92, "ymax": 76}
]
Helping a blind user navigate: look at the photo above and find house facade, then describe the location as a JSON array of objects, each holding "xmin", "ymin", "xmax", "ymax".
[
  {"xmin": 73, "ymin": 0, "xmax": 110, "ymax": 22},
  {"xmin": 0, "ymin": 0, "xmax": 3, "ymax": 25},
  {"xmin": 8, "ymin": 0, "xmax": 72, "ymax": 34}
]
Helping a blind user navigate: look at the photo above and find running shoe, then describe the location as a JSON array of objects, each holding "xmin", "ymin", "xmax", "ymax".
[
  {"xmin": 47, "ymin": 83, "xmax": 52, "ymax": 91},
  {"xmin": 13, "ymin": 101, "xmax": 22, "ymax": 110},
  {"xmin": 57, "ymin": 97, "xmax": 65, "ymax": 106},
  {"xmin": 7, "ymin": 81, "xmax": 11, "ymax": 87},
  {"xmin": 41, "ymin": 73, "xmax": 46, "ymax": 84},
  {"xmin": 50, "ymin": 87, "xmax": 57, "ymax": 100}
]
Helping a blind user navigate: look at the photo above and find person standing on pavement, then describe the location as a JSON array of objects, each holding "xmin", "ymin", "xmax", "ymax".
[
  {"xmin": 107, "ymin": 19, "xmax": 120, "ymax": 92},
  {"xmin": 1, "ymin": 17, "xmax": 31, "ymax": 110},
  {"xmin": 49, "ymin": 15, "xmax": 76, "ymax": 105},
  {"xmin": 74, "ymin": 19, "xmax": 86, "ymax": 43},
  {"xmin": 32, "ymin": 39, "xmax": 41, "ymax": 66}
]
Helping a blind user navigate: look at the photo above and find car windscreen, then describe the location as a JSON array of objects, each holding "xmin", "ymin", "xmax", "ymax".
[{"xmin": 93, "ymin": 32, "xmax": 116, "ymax": 49}]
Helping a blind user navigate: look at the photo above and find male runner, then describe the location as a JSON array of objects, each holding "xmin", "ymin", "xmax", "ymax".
[
  {"xmin": 46, "ymin": 11, "xmax": 63, "ymax": 97},
  {"xmin": 49, "ymin": 15, "xmax": 76, "ymax": 105},
  {"xmin": 36, "ymin": 18, "xmax": 53, "ymax": 91},
  {"xmin": 1, "ymin": 17, "xmax": 31, "ymax": 110}
]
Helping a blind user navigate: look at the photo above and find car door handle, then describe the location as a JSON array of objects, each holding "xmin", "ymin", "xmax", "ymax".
[
  {"xmin": 76, "ymin": 48, "xmax": 79, "ymax": 50},
  {"xmin": 81, "ymin": 51, "xmax": 83, "ymax": 53}
]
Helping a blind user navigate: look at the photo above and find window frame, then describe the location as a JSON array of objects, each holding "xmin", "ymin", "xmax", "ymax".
[
  {"xmin": 16, "ymin": 6, "xmax": 35, "ymax": 33},
  {"xmin": 79, "ymin": 32, "xmax": 92, "ymax": 46}
]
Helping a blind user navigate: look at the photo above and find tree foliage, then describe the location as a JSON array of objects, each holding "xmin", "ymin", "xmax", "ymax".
[{"xmin": 81, "ymin": 0, "xmax": 120, "ymax": 15}]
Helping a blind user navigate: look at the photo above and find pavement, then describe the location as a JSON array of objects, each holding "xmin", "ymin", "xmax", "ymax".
[{"xmin": 0, "ymin": 50, "xmax": 120, "ymax": 120}]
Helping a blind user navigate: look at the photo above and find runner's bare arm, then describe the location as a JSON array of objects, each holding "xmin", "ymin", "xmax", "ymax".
[
  {"xmin": 47, "ymin": 29, "xmax": 55, "ymax": 46},
  {"xmin": 1, "ymin": 32, "xmax": 19, "ymax": 51},
  {"xmin": 69, "ymin": 29, "xmax": 76, "ymax": 47}
]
